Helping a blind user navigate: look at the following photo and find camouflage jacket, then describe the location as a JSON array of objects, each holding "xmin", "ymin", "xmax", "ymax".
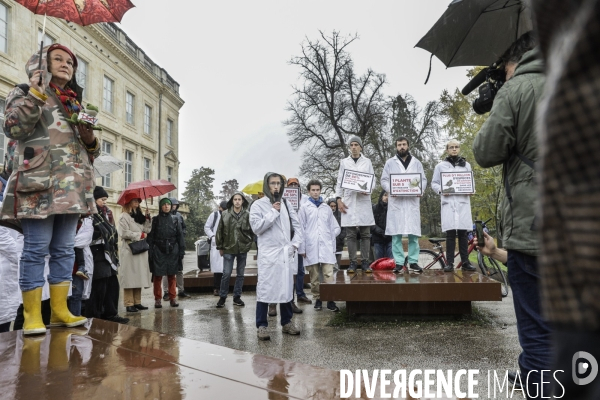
[{"xmin": 0, "ymin": 47, "xmax": 100, "ymax": 221}]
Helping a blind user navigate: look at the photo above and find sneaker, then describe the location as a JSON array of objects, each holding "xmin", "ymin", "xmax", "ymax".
[
  {"xmin": 108, "ymin": 315, "xmax": 129, "ymax": 324},
  {"xmin": 155, "ymin": 300, "xmax": 162, "ymax": 309},
  {"xmin": 282, "ymin": 321, "xmax": 300, "ymax": 335},
  {"xmin": 163, "ymin": 293, "xmax": 169, "ymax": 301},
  {"xmin": 443, "ymin": 263, "xmax": 454, "ymax": 272},
  {"xmin": 75, "ymin": 270, "xmax": 89, "ymax": 280},
  {"xmin": 134, "ymin": 304, "xmax": 148, "ymax": 310},
  {"xmin": 297, "ymin": 296, "xmax": 312, "ymax": 304},
  {"xmin": 327, "ymin": 301, "xmax": 340, "ymax": 312},
  {"xmin": 213, "ymin": 289, "xmax": 220, "ymax": 296},
  {"xmin": 257, "ymin": 326, "xmax": 270, "ymax": 341},
  {"xmin": 178, "ymin": 291, "xmax": 191, "ymax": 298},
  {"xmin": 216, "ymin": 297, "xmax": 226, "ymax": 308},
  {"xmin": 268, "ymin": 304, "xmax": 277, "ymax": 317},
  {"xmin": 361, "ymin": 260, "xmax": 372, "ymax": 273},
  {"xmin": 393, "ymin": 264, "xmax": 403, "ymax": 273},
  {"xmin": 233, "ymin": 296, "xmax": 245, "ymax": 307},
  {"xmin": 409, "ymin": 263, "xmax": 423, "ymax": 273},
  {"xmin": 314, "ymin": 300, "xmax": 323, "ymax": 311},
  {"xmin": 170, "ymin": 299, "xmax": 179, "ymax": 307},
  {"xmin": 347, "ymin": 262, "xmax": 357, "ymax": 274},
  {"xmin": 461, "ymin": 263, "xmax": 476, "ymax": 271},
  {"xmin": 126, "ymin": 306, "xmax": 138, "ymax": 313},
  {"xmin": 291, "ymin": 301, "xmax": 303, "ymax": 314}
]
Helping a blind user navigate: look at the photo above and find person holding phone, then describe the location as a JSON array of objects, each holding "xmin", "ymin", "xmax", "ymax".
[{"xmin": 431, "ymin": 139, "xmax": 475, "ymax": 272}]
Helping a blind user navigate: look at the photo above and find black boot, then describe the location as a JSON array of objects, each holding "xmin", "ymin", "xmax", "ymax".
[{"xmin": 443, "ymin": 263, "xmax": 454, "ymax": 272}]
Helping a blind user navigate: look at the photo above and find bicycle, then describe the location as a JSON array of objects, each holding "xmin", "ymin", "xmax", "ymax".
[{"xmin": 417, "ymin": 218, "xmax": 509, "ymax": 297}]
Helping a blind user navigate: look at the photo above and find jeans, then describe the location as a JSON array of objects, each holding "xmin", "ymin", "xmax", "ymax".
[
  {"xmin": 507, "ymin": 250, "xmax": 551, "ymax": 399},
  {"xmin": 346, "ymin": 226, "xmax": 371, "ymax": 264},
  {"xmin": 392, "ymin": 234, "xmax": 419, "ymax": 265},
  {"xmin": 295, "ymin": 254, "xmax": 306, "ymax": 298},
  {"xmin": 20, "ymin": 214, "xmax": 79, "ymax": 292},
  {"xmin": 445, "ymin": 229, "xmax": 469, "ymax": 265},
  {"xmin": 256, "ymin": 301, "xmax": 293, "ymax": 328},
  {"xmin": 67, "ymin": 274, "xmax": 85, "ymax": 316},
  {"xmin": 373, "ymin": 241, "xmax": 393, "ymax": 259},
  {"xmin": 220, "ymin": 253, "xmax": 247, "ymax": 298}
]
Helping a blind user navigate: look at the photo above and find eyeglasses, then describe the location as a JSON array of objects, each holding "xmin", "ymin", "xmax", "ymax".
[{"xmin": 448, "ymin": 146, "xmax": 460, "ymax": 149}]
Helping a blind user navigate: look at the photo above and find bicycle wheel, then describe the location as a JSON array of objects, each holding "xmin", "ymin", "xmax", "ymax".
[
  {"xmin": 418, "ymin": 249, "xmax": 445, "ymax": 270},
  {"xmin": 478, "ymin": 252, "xmax": 509, "ymax": 297}
]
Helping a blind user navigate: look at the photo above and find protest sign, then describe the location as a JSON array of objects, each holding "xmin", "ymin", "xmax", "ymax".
[
  {"xmin": 282, "ymin": 187, "xmax": 301, "ymax": 210},
  {"xmin": 340, "ymin": 170, "xmax": 375, "ymax": 193},
  {"xmin": 390, "ymin": 173, "xmax": 423, "ymax": 196},
  {"xmin": 440, "ymin": 172, "xmax": 474, "ymax": 194}
]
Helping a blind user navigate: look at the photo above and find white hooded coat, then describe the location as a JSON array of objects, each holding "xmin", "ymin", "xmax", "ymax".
[
  {"xmin": 298, "ymin": 200, "xmax": 341, "ymax": 266},
  {"xmin": 381, "ymin": 155, "xmax": 428, "ymax": 236},
  {"xmin": 431, "ymin": 160, "xmax": 474, "ymax": 231},
  {"xmin": 0, "ymin": 225, "xmax": 20, "ymax": 325},
  {"xmin": 204, "ymin": 211, "xmax": 223, "ymax": 273},
  {"xmin": 335, "ymin": 155, "xmax": 376, "ymax": 227},
  {"xmin": 74, "ymin": 216, "xmax": 94, "ymax": 299},
  {"xmin": 250, "ymin": 197, "xmax": 303, "ymax": 303}
]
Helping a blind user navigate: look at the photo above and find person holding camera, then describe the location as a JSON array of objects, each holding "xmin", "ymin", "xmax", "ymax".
[
  {"xmin": 472, "ymin": 32, "xmax": 550, "ymax": 396},
  {"xmin": 431, "ymin": 139, "xmax": 475, "ymax": 272}
]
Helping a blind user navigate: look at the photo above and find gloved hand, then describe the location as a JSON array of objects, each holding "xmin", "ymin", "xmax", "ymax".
[{"xmin": 140, "ymin": 232, "xmax": 146, "ymax": 239}]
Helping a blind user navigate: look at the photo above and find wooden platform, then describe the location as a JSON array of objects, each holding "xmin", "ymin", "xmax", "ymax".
[
  {"xmin": 0, "ymin": 319, "xmax": 371, "ymax": 399},
  {"xmin": 320, "ymin": 269, "xmax": 502, "ymax": 315},
  {"xmin": 183, "ymin": 266, "xmax": 310, "ymax": 292}
]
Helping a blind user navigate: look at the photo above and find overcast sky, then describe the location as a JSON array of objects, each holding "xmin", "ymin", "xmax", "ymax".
[{"xmin": 122, "ymin": 0, "xmax": 472, "ymax": 197}]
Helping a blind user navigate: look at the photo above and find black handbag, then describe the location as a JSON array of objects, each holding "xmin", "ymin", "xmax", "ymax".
[{"xmin": 129, "ymin": 239, "xmax": 150, "ymax": 255}]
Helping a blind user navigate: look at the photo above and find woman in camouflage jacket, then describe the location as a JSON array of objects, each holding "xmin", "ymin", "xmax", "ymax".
[{"xmin": 0, "ymin": 44, "xmax": 100, "ymax": 335}]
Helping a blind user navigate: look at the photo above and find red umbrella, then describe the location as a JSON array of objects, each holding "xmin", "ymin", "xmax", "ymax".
[
  {"xmin": 117, "ymin": 179, "xmax": 176, "ymax": 206},
  {"xmin": 15, "ymin": 0, "xmax": 135, "ymax": 26}
]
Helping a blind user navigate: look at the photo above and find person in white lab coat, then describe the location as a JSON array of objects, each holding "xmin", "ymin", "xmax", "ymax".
[
  {"xmin": 381, "ymin": 137, "xmax": 427, "ymax": 273},
  {"xmin": 298, "ymin": 180, "xmax": 341, "ymax": 312},
  {"xmin": 431, "ymin": 139, "xmax": 476, "ymax": 272},
  {"xmin": 335, "ymin": 136, "xmax": 375, "ymax": 273},
  {"xmin": 250, "ymin": 172, "xmax": 303, "ymax": 341},
  {"xmin": 204, "ymin": 201, "xmax": 226, "ymax": 296}
]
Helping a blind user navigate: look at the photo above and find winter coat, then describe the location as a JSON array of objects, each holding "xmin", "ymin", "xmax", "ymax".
[
  {"xmin": 0, "ymin": 225, "xmax": 20, "ymax": 325},
  {"xmin": 216, "ymin": 192, "xmax": 253, "ymax": 255},
  {"xmin": 298, "ymin": 199, "xmax": 341, "ymax": 266},
  {"xmin": 90, "ymin": 206, "xmax": 119, "ymax": 280},
  {"xmin": 204, "ymin": 211, "xmax": 223, "ymax": 273},
  {"xmin": 381, "ymin": 154, "xmax": 428, "ymax": 236},
  {"xmin": 148, "ymin": 212, "xmax": 185, "ymax": 276},
  {"xmin": 328, "ymin": 200, "xmax": 346, "ymax": 252},
  {"xmin": 250, "ymin": 173, "xmax": 303, "ymax": 303},
  {"xmin": 0, "ymin": 47, "xmax": 99, "ymax": 223},
  {"xmin": 371, "ymin": 192, "xmax": 392, "ymax": 244},
  {"xmin": 74, "ymin": 216, "xmax": 94, "ymax": 299},
  {"xmin": 431, "ymin": 158, "xmax": 474, "ymax": 232},
  {"xmin": 335, "ymin": 155, "xmax": 376, "ymax": 227},
  {"xmin": 473, "ymin": 48, "xmax": 544, "ymax": 256},
  {"xmin": 118, "ymin": 212, "xmax": 152, "ymax": 289}
]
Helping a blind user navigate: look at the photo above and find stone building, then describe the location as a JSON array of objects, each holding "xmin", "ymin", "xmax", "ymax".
[{"xmin": 0, "ymin": 1, "xmax": 185, "ymax": 220}]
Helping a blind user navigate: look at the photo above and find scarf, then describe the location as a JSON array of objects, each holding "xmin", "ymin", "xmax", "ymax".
[
  {"xmin": 93, "ymin": 206, "xmax": 119, "ymax": 268},
  {"xmin": 309, "ymin": 196, "xmax": 323, "ymax": 207},
  {"xmin": 445, "ymin": 155, "xmax": 466, "ymax": 167},
  {"xmin": 130, "ymin": 208, "xmax": 147, "ymax": 225},
  {"xmin": 49, "ymin": 82, "xmax": 82, "ymax": 118}
]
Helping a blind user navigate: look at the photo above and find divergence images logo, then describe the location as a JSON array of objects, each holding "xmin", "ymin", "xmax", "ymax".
[{"xmin": 572, "ymin": 351, "xmax": 598, "ymax": 385}]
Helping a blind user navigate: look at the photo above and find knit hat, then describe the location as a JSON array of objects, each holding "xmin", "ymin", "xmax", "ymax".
[
  {"xmin": 159, "ymin": 198, "xmax": 172, "ymax": 207},
  {"xmin": 219, "ymin": 200, "xmax": 228, "ymax": 210},
  {"xmin": 93, "ymin": 186, "xmax": 108, "ymax": 200},
  {"xmin": 349, "ymin": 135, "xmax": 362, "ymax": 148}
]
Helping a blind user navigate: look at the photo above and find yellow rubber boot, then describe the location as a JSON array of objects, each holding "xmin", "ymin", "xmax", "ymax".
[
  {"xmin": 22, "ymin": 287, "xmax": 47, "ymax": 335},
  {"xmin": 20, "ymin": 336, "xmax": 45, "ymax": 374},
  {"xmin": 47, "ymin": 330, "xmax": 72, "ymax": 371},
  {"xmin": 49, "ymin": 281, "xmax": 87, "ymax": 328}
]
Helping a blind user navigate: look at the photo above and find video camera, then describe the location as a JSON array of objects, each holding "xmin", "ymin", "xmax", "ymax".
[{"xmin": 461, "ymin": 59, "xmax": 505, "ymax": 115}]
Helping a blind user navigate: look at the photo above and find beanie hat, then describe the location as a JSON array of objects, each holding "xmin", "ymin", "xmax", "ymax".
[
  {"xmin": 349, "ymin": 135, "xmax": 362, "ymax": 148},
  {"xmin": 159, "ymin": 198, "xmax": 172, "ymax": 207},
  {"xmin": 47, "ymin": 44, "xmax": 78, "ymax": 70},
  {"xmin": 93, "ymin": 186, "xmax": 108, "ymax": 200},
  {"xmin": 219, "ymin": 200, "xmax": 228, "ymax": 209}
]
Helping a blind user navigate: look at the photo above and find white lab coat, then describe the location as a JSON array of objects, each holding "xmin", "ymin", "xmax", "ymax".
[
  {"xmin": 431, "ymin": 160, "xmax": 474, "ymax": 231},
  {"xmin": 381, "ymin": 155, "xmax": 428, "ymax": 236},
  {"xmin": 335, "ymin": 155, "xmax": 376, "ymax": 227},
  {"xmin": 298, "ymin": 200, "xmax": 341, "ymax": 266},
  {"xmin": 74, "ymin": 216, "xmax": 94, "ymax": 299},
  {"xmin": 0, "ymin": 226, "xmax": 20, "ymax": 325},
  {"xmin": 250, "ymin": 197, "xmax": 303, "ymax": 303},
  {"xmin": 204, "ymin": 211, "xmax": 223, "ymax": 273}
]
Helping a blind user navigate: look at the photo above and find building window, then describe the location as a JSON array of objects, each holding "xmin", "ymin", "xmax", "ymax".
[
  {"xmin": 167, "ymin": 119, "xmax": 173, "ymax": 146},
  {"xmin": 0, "ymin": 98, "xmax": 5, "ymax": 163},
  {"xmin": 103, "ymin": 76, "xmax": 114, "ymax": 113},
  {"xmin": 124, "ymin": 150, "xmax": 133, "ymax": 187},
  {"xmin": 0, "ymin": 4, "xmax": 7, "ymax": 54},
  {"xmin": 75, "ymin": 58, "xmax": 88, "ymax": 98},
  {"xmin": 167, "ymin": 166, "xmax": 173, "ymax": 197},
  {"xmin": 101, "ymin": 141, "xmax": 112, "ymax": 187},
  {"xmin": 144, "ymin": 105, "xmax": 151, "ymax": 135},
  {"xmin": 126, "ymin": 92, "xmax": 135, "ymax": 125},
  {"xmin": 143, "ymin": 157, "xmax": 151, "ymax": 180},
  {"xmin": 38, "ymin": 29, "xmax": 54, "ymax": 46}
]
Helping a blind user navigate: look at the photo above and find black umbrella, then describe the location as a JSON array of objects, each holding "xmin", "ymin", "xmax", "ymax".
[{"xmin": 416, "ymin": 0, "xmax": 533, "ymax": 70}]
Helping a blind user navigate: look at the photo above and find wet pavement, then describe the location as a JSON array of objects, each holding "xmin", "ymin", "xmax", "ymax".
[{"xmin": 114, "ymin": 254, "xmax": 524, "ymax": 398}]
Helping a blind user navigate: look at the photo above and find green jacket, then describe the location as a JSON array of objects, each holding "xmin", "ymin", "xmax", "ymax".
[
  {"xmin": 473, "ymin": 48, "xmax": 545, "ymax": 256},
  {"xmin": 216, "ymin": 192, "xmax": 253, "ymax": 254}
]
